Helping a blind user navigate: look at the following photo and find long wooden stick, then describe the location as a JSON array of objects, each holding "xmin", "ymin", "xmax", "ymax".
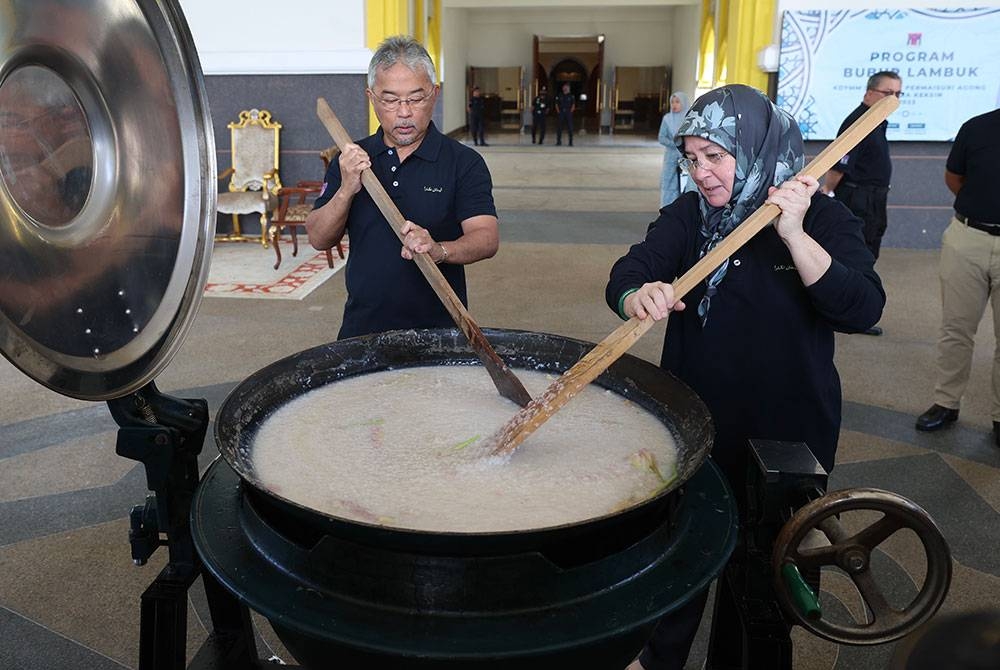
[
  {"xmin": 489, "ymin": 94, "xmax": 900, "ymax": 457},
  {"xmin": 315, "ymin": 98, "xmax": 532, "ymax": 408}
]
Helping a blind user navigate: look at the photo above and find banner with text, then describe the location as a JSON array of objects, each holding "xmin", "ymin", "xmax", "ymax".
[{"xmin": 777, "ymin": 8, "xmax": 1000, "ymax": 141}]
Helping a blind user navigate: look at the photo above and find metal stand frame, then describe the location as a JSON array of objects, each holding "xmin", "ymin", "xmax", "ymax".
[
  {"xmin": 109, "ymin": 381, "xmax": 262, "ymax": 670},
  {"xmin": 705, "ymin": 440, "xmax": 827, "ymax": 670}
]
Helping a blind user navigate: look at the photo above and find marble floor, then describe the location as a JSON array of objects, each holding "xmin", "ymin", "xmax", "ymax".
[{"xmin": 2, "ymin": 131, "xmax": 999, "ymax": 669}]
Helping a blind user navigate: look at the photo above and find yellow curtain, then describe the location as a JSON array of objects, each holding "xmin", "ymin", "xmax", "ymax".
[
  {"xmin": 725, "ymin": 0, "xmax": 774, "ymax": 91},
  {"xmin": 365, "ymin": 0, "xmax": 406, "ymax": 133},
  {"xmin": 699, "ymin": 0, "xmax": 775, "ymax": 94},
  {"xmin": 425, "ymin": 0, "xmax": 442, "ymax": 84},
  {"xmin": 365, "ymin": 0, "xmax": 442, "ymax": 133},
  {"xmin": 697, "ymin": 0, "xmax": 715, "ymax": 91},
  {"xmin": 414, "ymin": 0, "xmax": 425, "ymax": 43},
  {"xmin": 714, "ymin": 0, "xmax": 729, "ymax": 87},
  {"xmin": 365, "ymin": 0, "xmax": 409, "ymax": 52}
]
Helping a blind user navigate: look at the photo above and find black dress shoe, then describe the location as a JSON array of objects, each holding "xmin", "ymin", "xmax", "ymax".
[
  {"xmin": 864, "ymin": 326, "xmax": 883, "ymax": 336},
  {"xmin": 993, "ymin": 422, "xmax": 1000, "ymax": 448},
  {"xmin": 915, "ymin": 404, "xmax": 959, "ymax": 431}
]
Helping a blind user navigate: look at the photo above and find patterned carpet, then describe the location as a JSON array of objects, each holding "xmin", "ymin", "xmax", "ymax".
[{"xmin": 204, "ymin": 239, "xmax": 348, "ymax": 300}]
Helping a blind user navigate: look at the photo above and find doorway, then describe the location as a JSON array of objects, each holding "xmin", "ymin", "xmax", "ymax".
[
  {"xmin": 533, "ymin": 35, "xmax": 604, "ymax": 133},
  {"xmin": 612, "ymin": 66, "xmax": 670, "ymax": 132},
  {"xmin": 468, "ymin": 66, "xmax": 524, "ymax": 131},
  {"xmin": 550, "ymin": 59, "xmax": 586, "ymax": 100}
]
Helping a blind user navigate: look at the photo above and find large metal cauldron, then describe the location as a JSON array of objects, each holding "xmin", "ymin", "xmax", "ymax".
[{"xmin": 194, "ymin": 328, "xmax": 738, "ymax": 669}]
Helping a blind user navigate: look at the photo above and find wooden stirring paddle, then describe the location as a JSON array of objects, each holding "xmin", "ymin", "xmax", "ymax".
[
  {"xmin": 315, "ymin": 98, "xmax": 532, "ymax": 408},
  {"xmin": 489, "ymin": 94, "xmax": 900, "ymax": 457}
]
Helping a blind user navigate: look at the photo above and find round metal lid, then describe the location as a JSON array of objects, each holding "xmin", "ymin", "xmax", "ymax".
[{"xmin": 0, "ymin": 0, "xmax": 216, "ymax": 400}]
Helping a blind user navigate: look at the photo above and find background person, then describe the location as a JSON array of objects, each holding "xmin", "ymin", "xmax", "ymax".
[
  {"xmin": 915, "ymin": 107, "xmax": 1000, "ymax": 447},
  {"xmin": 468, "ymin": 85, "xmax": 487, "ymax": 146},
  {"xmin": 820, "ymin": 69, "xmax": 902, "ymax": 336},
  {"xmin": 656, "ymin": 91, "xmax": 690, "ymax": 208},
  {"xmin": 531, "ymin": 85, "xmax": 549, "ymax": 145},
  {"xmin": 306, "ymin": 36, "xmax": 499, "ymax": 340},
  {"xmin": 555, "ymin": 83, "xmax": 575, "ymax": 146},
  {"xmin": 607, "ymin": 84, "xmax": 885, "ymax": 670}
]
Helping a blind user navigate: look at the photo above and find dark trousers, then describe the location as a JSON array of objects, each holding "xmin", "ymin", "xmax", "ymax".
[
  {"xmin": 532, "ymin": 114, "xmax": 546, "ymax": 144},
  {"xmin": 834, "ymin": 182, "xmax": 889, "ymax": 259},
  {"xmin": 469, "ymin": 114, "xmax": 485, "ymax": 145},
  {"xmin": 556, "ymin": 112, "xmax": 573, "ymax": 145}
]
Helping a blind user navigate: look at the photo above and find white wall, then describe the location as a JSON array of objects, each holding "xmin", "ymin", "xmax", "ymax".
[
  {"xmin": 175, "ymin": 0, "xmax": 702, "ymax": 133},
  {"xmin": 467, "ymin": 7, "xmax": 674, "ymax": 65},
  {"xmin": 440, "ymin": 5, "xmax": 695, "ymax": 132},
  {"xmin": 178, "ymin": 0, "xmax": 370, "ymax": 74},
  {"xmin": 441, "ymin": 7, "xmax": 471, "ymax": 133},
  {"xmin": 670, "ymin": 3, "xmax": 700, "ymax": 99}
]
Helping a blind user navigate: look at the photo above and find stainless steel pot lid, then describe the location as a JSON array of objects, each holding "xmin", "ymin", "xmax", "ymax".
[{"xmin": 0, "ymin": 0, "xmax": 215, "ymax": 400}]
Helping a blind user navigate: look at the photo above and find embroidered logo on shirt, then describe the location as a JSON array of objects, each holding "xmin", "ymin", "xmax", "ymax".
[
  {"xmin": 423, "ymin": 186, "xmax": 443, "ymax": 193},
  {"xmin": 774, "ymin": 264, "xmax": 796, "ymax": 272}
]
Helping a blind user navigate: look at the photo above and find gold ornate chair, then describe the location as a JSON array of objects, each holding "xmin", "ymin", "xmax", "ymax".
[{"xmin": 216, "ymin": 108, "xmax": 282, "ymax": 245}]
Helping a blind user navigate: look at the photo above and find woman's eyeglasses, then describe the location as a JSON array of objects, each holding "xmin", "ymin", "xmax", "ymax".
[
  {"xmin": 871, "ymin": 89, "xmax": 904, "ymax": 98},
  {"xmin": 679, "ymin": 150, "xmax": 730, "ymax": 172},
  {"xmin": 371, "ymin": 90, "xmax": 433, "ymax": 111}
]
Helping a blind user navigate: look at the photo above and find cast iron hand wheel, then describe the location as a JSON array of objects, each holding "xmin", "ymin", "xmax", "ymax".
[{"xmin": 771, "ymin": 488, "xmax": 951, "ymax": 645}]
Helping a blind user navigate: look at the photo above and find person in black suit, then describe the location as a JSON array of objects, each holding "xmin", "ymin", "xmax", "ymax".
[
  {"xmin": 468, "ymin": 86, "xmax": 487, "ymax": 147},
  {"xmin": 555, "ymin": 83, "xmax": 575, "ymax": 146}
]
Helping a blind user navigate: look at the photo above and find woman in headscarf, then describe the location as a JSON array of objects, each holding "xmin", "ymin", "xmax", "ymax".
[
  {"xmin": 656, "ymin": 91, "xmax": 690, "ymax": 207},
  {"xmin": 608, "ymin": 85, "xmax": 885, "ymax": 670}
]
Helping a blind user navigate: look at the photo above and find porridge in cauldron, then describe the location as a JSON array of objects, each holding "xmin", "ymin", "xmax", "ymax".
[{"xmin": 251, "ymin": 366, "xmax": 679, "ymax": 532}]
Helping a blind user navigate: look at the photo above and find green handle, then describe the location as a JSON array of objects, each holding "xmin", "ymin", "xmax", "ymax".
[{"xmin": 781, "ymin": 563, "xmax": 822, "ymax": 621}]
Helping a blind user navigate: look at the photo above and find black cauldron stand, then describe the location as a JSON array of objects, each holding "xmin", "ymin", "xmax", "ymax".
[
  {"xmin": 705, "ymin": 439, "xmax": 953, "ymax": 669},
  {"xmin": 192, "ymin": 328, "xmax": 738, "ymax": 670},
  {"xmin": 110, "ymin": 382, "xmax": 260, "ymax": 669}
]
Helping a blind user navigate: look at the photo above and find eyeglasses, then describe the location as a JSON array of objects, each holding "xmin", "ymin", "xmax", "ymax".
[
  {"xmin": 679, "ymin": 150, "xmax": 730, "ymax": 172},
  {"xmin": 871, "ymin": 89, "xmax": 903, "ymax": 98},
  {"xmin": 371, "ymin": 90, "xmax": 433, "ymax": 111}
]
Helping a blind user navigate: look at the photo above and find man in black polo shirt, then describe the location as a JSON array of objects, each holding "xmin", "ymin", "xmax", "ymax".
[
  {"xmin": 306, "ymin": 36, "xmax": 499, "ymax": 340},
  {"xmin": 821, "ymin": 70, "xmax": 901, "ymax": 335},
  {"xmin": 915, "ymin": 108, "xmax": 1000, "ymax": 447}
]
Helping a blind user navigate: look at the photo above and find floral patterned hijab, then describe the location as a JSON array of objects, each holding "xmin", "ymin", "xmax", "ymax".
[{"xmin": 674, "ymin": 84, "xmax": 805, "ymax": 325}]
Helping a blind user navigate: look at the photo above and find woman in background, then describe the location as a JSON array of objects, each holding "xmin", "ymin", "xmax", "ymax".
[{"xmin": 656, "ymin": 91, "xmax": 690, "ymax": 207}]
